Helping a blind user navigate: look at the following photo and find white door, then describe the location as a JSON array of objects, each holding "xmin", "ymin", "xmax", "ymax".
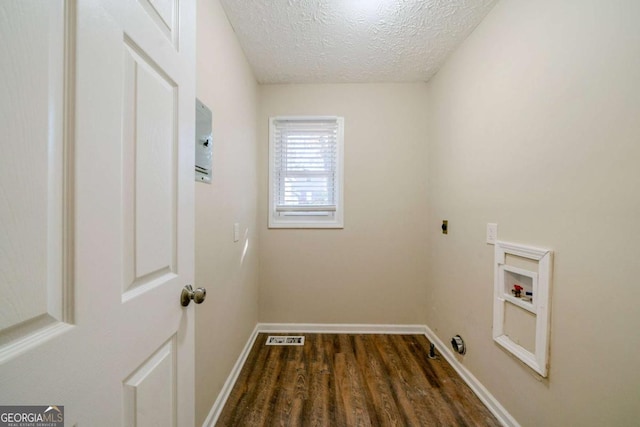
[{"xmin": 0, "ymin": 0, "xmax": 196, "ymax": 425}]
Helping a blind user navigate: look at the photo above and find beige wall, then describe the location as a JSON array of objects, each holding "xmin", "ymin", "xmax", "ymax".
[
  {"xmin": 195, "ymin": 0, "xmax": 259, "ymax": 424},
  {"xmin": 196, "ymin": 1, "xmax": 640, "ymax": 424},
  {"xmin": 425, "ymin": 0, "xmax": 640, "ymax": 425},
  {"xmin": 258, "ymin": 83, "xmax": 429, "ymax": 324}
]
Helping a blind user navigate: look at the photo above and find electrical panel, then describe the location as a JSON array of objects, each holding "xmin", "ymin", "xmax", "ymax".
[{"xmin": 195, "ymin": 99, "xmax": 212, "ymax": 183}]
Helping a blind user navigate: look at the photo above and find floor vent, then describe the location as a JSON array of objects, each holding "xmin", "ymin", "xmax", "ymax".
[{"xmin": 266, "ymin": 336, "xmax": 305, "ymax": 346}]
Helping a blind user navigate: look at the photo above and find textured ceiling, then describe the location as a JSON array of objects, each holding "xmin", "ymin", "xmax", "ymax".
[{"xmin": 219, "ymin": 0, "xmax": 497, "ymax": 84}]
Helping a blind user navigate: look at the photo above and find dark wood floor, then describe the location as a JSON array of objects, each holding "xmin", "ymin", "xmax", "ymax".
[{"xmin": 216, "ymin": 333, "xmax": 501, "ymax": 426}]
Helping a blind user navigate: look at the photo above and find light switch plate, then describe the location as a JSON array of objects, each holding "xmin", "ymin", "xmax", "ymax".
[
  {"xmin": 233, "ymin": 223, "xmax": 240, "ymax": 242},
  {"xmin": 487, "ymin": 223, "xmax": 498, "ymax": 244}
]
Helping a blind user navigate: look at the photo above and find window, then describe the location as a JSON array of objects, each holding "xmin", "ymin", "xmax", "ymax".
[{"xmin": 269, "ymin": 116, "xmax": 344, "ymax": 228}]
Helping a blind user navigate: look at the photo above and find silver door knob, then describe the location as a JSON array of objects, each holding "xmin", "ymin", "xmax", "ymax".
[{"xmin": 181, "ymin": 284, "xmax": 206, "ymax": 306}]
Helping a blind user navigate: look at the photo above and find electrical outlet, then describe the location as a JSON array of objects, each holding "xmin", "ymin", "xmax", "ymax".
[{"xmin": 486, "ymin": 223, "xmax": 498, "ymax": 244}]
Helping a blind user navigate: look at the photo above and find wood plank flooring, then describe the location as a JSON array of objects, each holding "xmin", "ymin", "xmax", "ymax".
[{"xmin": 215, "ymin": 333, "xmax": 501, "ymax": 426}]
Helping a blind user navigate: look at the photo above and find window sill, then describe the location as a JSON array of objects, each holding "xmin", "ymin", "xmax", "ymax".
[{"xmin": 268, "ymin": 220, "xmax": 344, "ymax": 229}]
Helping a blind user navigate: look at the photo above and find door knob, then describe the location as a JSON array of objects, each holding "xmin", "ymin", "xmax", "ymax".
[{"xmin": 181, "ymin": 284, "xmax": 206, "ymax": 306}]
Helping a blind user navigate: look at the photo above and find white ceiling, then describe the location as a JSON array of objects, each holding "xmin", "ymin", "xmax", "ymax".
[{"xmin": 219, "ymin": 0, "xmax": 498, "ymax": 84}]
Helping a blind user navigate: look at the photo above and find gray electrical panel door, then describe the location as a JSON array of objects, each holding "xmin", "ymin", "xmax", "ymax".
[{"xmin": 195, "ymin": 99, "xmax": 212, "ymax": 183}]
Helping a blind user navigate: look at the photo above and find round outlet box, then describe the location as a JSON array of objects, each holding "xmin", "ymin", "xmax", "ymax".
[{"xmin": 451, "ymin": 335, "xmax": 466, "ymax": 355}]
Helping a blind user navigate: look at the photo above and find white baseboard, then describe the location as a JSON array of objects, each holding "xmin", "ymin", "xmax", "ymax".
[
  {"xmin": 202, "ymin": 325, "xmax": 260, "ymax": 427},
  {"xmin": 202, "ymin": 322, "xmax": 519, "ymax": 427},
  {"xmin": 257, "ymin": 322, "xmax": 426, "ymax": 335},
  {"xmin": 423, "ymin": 325, "xmax": 520, "ymax": 427}
]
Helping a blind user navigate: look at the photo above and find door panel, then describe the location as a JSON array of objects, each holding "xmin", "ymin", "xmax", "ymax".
[
  {"xmin": 0, "ymin": 0, "xmax": 72, "ymax": 360},
  {"xmin": 123, "ymin": 337, "xmax": 177, "ymax": 427},
  {"xmin": 132, "ymin": 48, "xmax": 175, "ymax": 279},
  {"xmin": 138, "ymin": 0, "xmax": 178, "ymax": 47},
  {"xmin": 122, "ymin": 39, "xmax": 178, "ymax": 296}
]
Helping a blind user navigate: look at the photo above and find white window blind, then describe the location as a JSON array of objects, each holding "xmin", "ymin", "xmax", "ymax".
[
  {"xmin": 274, "ymin": 118, "xmax": 338, "ymax": 212},
  {"xmin": 269, "ymin": 116, "xmax": 344, "ymax": 228}
]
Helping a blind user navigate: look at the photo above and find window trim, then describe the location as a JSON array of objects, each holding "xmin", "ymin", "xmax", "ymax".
[{"xmin": 268, "ymin": 116, "xmax": 344, "ymax": 229}]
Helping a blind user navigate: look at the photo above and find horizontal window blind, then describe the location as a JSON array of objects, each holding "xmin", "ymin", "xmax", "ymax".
[{"xmin": 273, "ymin": 118, "xmax": 339, "ymax": 214}]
